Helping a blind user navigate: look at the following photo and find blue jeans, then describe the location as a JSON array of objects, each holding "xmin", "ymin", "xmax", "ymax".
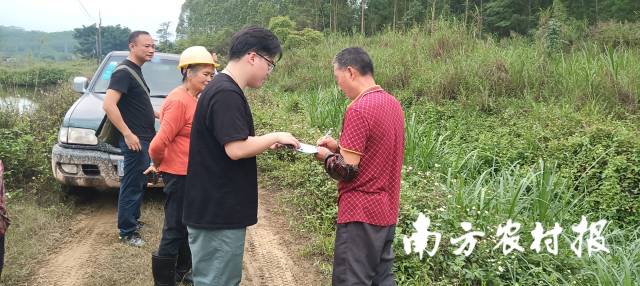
[{"xmin": 118, "ymin": 138, "xmax": 150, "ymax": 237}]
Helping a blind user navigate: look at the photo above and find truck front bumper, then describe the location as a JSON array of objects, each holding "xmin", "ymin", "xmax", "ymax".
[{"xmin": 51, "ymin": 143, "xmax": 163, "ymax": 190}]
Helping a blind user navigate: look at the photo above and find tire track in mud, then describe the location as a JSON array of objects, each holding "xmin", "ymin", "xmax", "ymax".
[
  {"xmin": 241, "ymin": 190, "xmax": 324, "ymax": 286},
  {"xmin": 31, "ymin": 189, "xmax": 324, "ymax": 285},
  {"xmin": 33, "ymin": 193, "xmax": 115, "ymax": 286}
]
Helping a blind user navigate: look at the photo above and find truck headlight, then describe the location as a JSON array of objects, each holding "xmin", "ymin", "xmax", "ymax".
[
  {"xmin": 58, "ymin": 127, "xmax": 68, "ymax": 143},
  {"xmin": 58, "ymin": 127, "xmax": 98, "ymax": 145}
]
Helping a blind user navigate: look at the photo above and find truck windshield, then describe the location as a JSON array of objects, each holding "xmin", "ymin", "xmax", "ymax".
[{"xmin": 92, "ymin": 55, "xmax": 181, "ymax": 96}]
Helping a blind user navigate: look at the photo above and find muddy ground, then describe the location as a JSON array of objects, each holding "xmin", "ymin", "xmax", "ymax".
[{"xmin": 30, "ymin": 189, "xmax": 326, "ymax": 286}]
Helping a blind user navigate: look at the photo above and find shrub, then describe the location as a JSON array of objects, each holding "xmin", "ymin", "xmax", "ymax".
[
  {"xmin": 590, "ymin": 21, "xmax": 640, "ymax": 49},
  {"xmin": 267, "ymin": 16, "xmax": 324, "ymax": 49},
  {"xmin": 0, "ymin": 84, "xmax": 78, "ymax": 192},
  {"xmin": 548, "ymin": 125, "xmax": 640, "ymax": 225},
  {"xmin": 268, "ymin": 16, "xmax": 296, "ymax": 32},
  {"xmin": 0, "ymin": 65, "xmax": 72, "ymax": 88}
]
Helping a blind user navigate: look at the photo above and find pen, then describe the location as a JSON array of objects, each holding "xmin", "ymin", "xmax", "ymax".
[
  {"xmin": 318, "ymin": 129, "xmax": 333, "ymax": 149},
  {"xmin": 323, "ymin": 129, "xmax": 332, "ymax": 138}
]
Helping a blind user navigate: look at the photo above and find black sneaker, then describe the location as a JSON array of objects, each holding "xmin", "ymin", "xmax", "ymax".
[{"xmin": 119, "ymin": 232, "xmax": 145, "ymax": 247}]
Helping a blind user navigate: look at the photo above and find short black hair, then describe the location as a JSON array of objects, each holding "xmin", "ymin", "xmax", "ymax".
[
  {"xmin": 333, "ymin": 47, "xmax": 374, "ymax": 76},
  {"xmin": 228, "ymin": 26, "xmax": 282, "ymax": 61},
  {"xmin": 128, "ymin": 31, "xmax": 150, "ymax": 45}
]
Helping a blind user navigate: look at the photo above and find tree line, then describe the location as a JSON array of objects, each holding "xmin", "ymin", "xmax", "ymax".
[
  {"xmin": 6, "ymin": 0, "xmax": 637, "ymax": 61},
  {"xmin": 0, "ymin": 26, "xmax": 76, "ymax": 61},
  {"xmin": 175, "ymin": 0, "xmax": 639, "ymax": 38}
]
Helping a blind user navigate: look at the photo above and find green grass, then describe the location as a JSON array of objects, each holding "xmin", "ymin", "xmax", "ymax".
[
  {"xmin": 0, "ymin": 62, "xmax": 92, "ymax": 284},
  {"xmin": 304, "ymin": 87, "xmax": 348, "ymax": 132},
  {"xmin": 251, "ymin": 21, "xmax": 640, "ymax": 285},
  {"xmin": 1, "ymin": 194, "xmax": 73, "ymax": 285}
]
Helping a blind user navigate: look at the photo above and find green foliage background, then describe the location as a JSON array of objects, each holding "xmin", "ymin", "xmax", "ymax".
[
  {"xmin": 0, "ymin": 26, "xmax": 76, "ymax": 61},
  {"xmin": 247, "ymin": 23, "xmax": 640, "ymax": 285}
]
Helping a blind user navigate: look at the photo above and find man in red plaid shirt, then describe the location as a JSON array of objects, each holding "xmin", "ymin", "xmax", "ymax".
[{"xmin": 316, "ymin": 47, "xmax": 405, "ymax": 286}]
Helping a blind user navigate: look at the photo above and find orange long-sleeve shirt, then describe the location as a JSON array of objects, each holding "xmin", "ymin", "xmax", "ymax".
[{"xmin": 149, "ymin": 86, "xmax": 197, "ymax": 175}]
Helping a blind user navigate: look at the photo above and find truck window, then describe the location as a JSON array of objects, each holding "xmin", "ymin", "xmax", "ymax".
[{"xmin": 92, "ymin": 56, "xmax": 181, "ymax": 96}]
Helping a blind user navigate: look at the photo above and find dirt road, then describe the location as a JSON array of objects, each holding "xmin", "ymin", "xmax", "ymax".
[
  {"xmin": 33, "ymin": 192, "xmax": 117, "ymax": 286},
  {"xmin": 31, "ymin": 189, "xmax": 325, "ymax": 286},
  {"xmin": 241, "ymin": 190, "xmax": 324, "ymax": 286}
]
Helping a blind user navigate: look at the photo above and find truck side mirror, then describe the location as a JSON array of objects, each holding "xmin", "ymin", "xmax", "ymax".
[{"xmin": 72, "ymin": 77, "xmax": 89, "ymax": 94}]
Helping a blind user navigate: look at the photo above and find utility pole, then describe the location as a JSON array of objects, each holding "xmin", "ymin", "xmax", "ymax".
[
  {"xmin": 95, "ymin": 25, "xmax": 99, "ymax": 64},
  {"xmin": 96, "ymin": 10, "xmax": 102, "ymax": 64}
]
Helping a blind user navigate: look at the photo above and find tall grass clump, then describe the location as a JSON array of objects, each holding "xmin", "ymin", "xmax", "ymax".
[{"xmin": 303, "ymin": 87, "xmax": 348, "ymax": 132}]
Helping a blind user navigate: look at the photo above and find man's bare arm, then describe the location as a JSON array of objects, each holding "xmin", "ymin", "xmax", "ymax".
[
  {"xmin": 224, "ymin": 132, "xmax": 299, "ymax": 160},
  {"xmin": 103, "ymin": 89, "xmax": 141, "ymax": 151}
]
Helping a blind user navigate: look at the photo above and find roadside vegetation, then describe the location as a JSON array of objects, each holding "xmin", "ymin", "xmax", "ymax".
[
  {"xmin": 253, "ymin": 21, "xmax": 640, "ymax": 285},
  {"xmin": 0, "ymin": 61, "xmax": 93, "ymax": 284},
  {"xmin": 0, "ymin": 60, "xmax": 94, "ymax": 88}
]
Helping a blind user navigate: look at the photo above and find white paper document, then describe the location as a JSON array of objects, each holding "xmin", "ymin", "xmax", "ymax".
[{"xmin": 297, "ymin": 143, "xmax": 318, "ymax": 154}]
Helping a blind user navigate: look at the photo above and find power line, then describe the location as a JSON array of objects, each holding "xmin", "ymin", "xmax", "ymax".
[
  {"xmin": 77, "ymin": 0, "xmax": 94, "ymax": 22},
  {"xmin": 76, "ymin": 0, "xmax": 102, "ymax": 62}
]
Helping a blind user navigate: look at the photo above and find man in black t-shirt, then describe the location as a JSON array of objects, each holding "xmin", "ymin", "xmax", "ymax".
[
  {"xmin": 103, "ymin": 31, "xmax": 156, "ymax": 247},
  {"xmin": 183, "ymin": 26, "xmax": 299, "ymax": 285}
]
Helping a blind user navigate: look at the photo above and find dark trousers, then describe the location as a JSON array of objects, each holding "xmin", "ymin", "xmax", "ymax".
[
  {"xmin": 158, "ymin": 173, "xmax": 191, "ymax": 266},
  {"xmin": 0, "ymin": 235, "xmax": 4, "ymax": 278},
  {"xmin": 332, "ymin": 222, "xmax": 396, "ymax": 286},
  {"xmin": 117, "ymin": 138, "xmax": 150, "ymax": 237}
]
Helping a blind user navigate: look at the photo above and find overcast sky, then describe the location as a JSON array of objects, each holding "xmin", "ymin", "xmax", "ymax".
[{"xmin": 0, "ymin": 0, "xmax": 185, "ymax": 39}]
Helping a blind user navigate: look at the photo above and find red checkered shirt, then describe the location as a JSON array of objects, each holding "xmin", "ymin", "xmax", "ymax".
[{"xmin": 337, "ymin": 86, "xmax": 405, "ymax": 226}]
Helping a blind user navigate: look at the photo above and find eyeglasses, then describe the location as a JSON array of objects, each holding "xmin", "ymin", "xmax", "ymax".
[{"xmin": 254, "ymin": 52, "xmax": 276, "ymax": 72}]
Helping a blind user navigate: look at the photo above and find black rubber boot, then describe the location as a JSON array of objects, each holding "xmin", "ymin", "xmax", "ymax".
[
  {"xmin": 175, "ymin": 244, "xmax": 193, "ymax": 284},
  {"xmin": 152, "ymin": 252, "xmax": 177, "ymax": 286}
]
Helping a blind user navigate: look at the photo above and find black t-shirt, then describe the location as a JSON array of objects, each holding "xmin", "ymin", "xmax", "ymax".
[
  {"xmin": 183, "ymin": 73, "xmax": 257, "ymax": 229},
  {"xmin": 107, "ymin": 59, "xmax": 156, "ymax": 141}
]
